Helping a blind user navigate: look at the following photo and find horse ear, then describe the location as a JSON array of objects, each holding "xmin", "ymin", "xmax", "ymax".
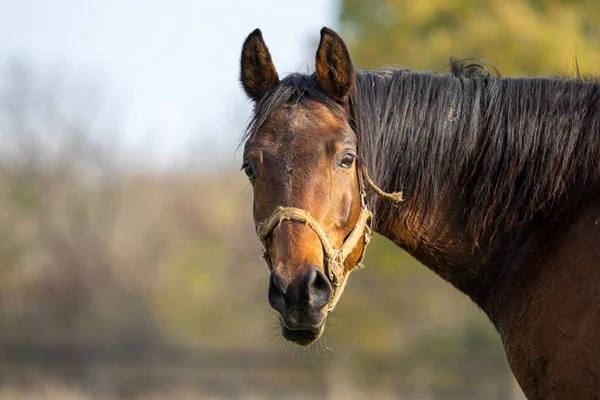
[
  {"xmin": 240, "ymin": 29, "xmax": 279, "ymax": 102},
  {"xmin": 315, "ymin": 27, "xmax": 355, "ymax": 102}
]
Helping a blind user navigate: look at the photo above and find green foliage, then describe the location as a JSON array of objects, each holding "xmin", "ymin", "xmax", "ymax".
[{"xmin": 341, "ymin": 0, "xmax": 600, "ymax": 76}]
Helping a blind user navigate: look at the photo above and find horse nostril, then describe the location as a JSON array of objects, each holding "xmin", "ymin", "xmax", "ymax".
[
  {"xmin": 268, "ymin": 272, "xmax": 287, "ymax": 312},
  {"xmin": 306, "ymin": 266, "xmax": 333, "ymax": 309}
]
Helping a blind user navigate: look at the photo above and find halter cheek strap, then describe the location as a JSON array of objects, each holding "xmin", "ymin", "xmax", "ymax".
[{"xmin": 255, "ymin": 160, "xmax": 402, "ymax": 312}]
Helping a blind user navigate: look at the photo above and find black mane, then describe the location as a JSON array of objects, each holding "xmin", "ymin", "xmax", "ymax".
[
  {"xmin": 243, "ymin": 62, "xmax": 600, "ymax": 243},
  {"xmin": 352, "ymin": 65, "xmax": 600, "ymax": 242}
]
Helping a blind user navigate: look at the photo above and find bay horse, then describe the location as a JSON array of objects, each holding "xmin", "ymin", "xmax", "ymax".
[{"xmin": 239, "ymin": 27, "xmax": 600, "ymax": 399}]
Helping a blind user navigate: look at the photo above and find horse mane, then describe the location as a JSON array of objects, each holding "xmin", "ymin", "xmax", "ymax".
[
  {"xmin": 242, "ymin": 61, "xmax": 600, "ymax": 244},
  {"xmin": 352, "ymin": 61, "xmax": 600, "ymax": 243}
]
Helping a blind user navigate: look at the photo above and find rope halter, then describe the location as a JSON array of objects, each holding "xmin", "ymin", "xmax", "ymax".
[{"xmin": 256, "ymin": 160, "xmax": 403, "ymax": 312}]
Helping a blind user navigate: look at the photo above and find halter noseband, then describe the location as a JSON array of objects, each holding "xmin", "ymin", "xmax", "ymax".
[{"xmin": 256, "ymin": 160, "xmax": 403, "ymax": 312}]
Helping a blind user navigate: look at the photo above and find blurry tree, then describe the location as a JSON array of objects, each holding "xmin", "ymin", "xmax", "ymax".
[
  {"xmin": 341, "ymin": 0, "xmax": 600, "ymax": 76},
  {"xmin": 0, "ymin": 60, "xmax": 158, "ymax": 347}
]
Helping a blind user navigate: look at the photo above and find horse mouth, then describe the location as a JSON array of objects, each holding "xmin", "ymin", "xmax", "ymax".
[{"xmin": 280, "ymin": 320, "xmax": 325, "ymax": 346}]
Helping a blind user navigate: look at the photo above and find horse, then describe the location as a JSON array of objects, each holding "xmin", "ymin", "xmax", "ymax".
[{"xmin": 238, "ymin": 27, "xmax": 600, "ymax": 399}]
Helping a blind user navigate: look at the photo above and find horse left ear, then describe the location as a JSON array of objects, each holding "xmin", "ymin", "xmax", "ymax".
[{"xmin": 315, "ymin": 27, "xmax": 356, "ymax": 102}]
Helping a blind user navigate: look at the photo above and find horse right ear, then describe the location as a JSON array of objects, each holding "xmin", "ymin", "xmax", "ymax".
[
  {"xmin": 240, "ymin": 29, "xmax": 279, "ymax": 102},
  {"xmin": 315, "ymin": 27, "xmax": 355, "ymax": 103}
]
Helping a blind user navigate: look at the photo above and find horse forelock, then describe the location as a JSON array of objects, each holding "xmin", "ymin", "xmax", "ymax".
[{"xmin": 241, "ymin": 73, "xmax": 345, "ymax": 149}]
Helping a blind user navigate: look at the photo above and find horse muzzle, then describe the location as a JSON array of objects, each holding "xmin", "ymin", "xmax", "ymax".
[{"xmin": 268, "ymin": 265, "xmax": 330, "ymax": 345}]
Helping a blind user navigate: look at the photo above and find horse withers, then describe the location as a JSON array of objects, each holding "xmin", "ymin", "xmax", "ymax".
[{"xmin": 239, "ymin": 28, "xmax": 600, "ymax": 399}]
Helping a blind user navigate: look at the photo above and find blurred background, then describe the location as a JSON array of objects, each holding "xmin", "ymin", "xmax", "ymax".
[{"xmin": 1, "ymin": 0, "xmax": 599, "ymax": 399}]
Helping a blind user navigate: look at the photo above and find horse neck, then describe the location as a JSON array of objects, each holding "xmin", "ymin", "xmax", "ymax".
[{"xmin": 351, "ymin": 69, "xmax": 600, "ymax": 314}]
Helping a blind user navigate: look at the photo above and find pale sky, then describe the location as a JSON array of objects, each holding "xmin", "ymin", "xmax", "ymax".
[{"xmin": 0, "ymin": 0, "xmax": 337, "ymax": 169}]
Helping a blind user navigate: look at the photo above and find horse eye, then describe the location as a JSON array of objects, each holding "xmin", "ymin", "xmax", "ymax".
[
  {"xmin": 339, "ymin": 153, "xmax": 355, "ymax": 169},
  {"xmin": 241, "ymin": 162, "xmax": 256, "ymax": 181}
]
